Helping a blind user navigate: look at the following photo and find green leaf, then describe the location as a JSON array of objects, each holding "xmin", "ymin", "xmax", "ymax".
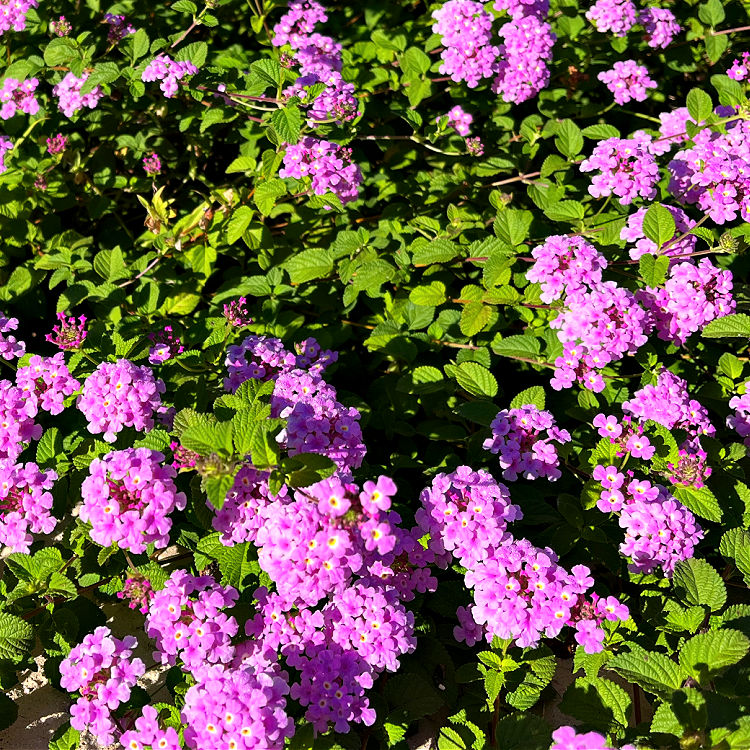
[
  {"xmin": 672, "ymin": 558, "xmax": 727, "ymax": 611},
  {"xmin": 174, "ymin": 41, "xmax": 207, "ymax": 68},
  {"xmin": 544, "ymin": 200, "xmax": 584, "ymax": 223},
  {"xmin": 43, "ymin": 38, "xmax": 78, "ymax": 66},
  {"xmin": 385, "ymin": 673, "xmax": 444, "ymax": 724},
  {"xmin": 284, "ymin": 248, "xmax": 333, "ymax": 284},
  {"xmin": 711, "ymin": 74, "xmax": 745, "ymax": 107},
  {"xmin": 493, "ymin": 210, "xmax": 532, "ymax": 246},
  {"xmin": 460, "ymin": 302, "xmax": 492, "ymax": 337},
  {"xmin": 172, "ymin": 0, "xmax": 198, "ymax": 12},
  {"xmin": 410, "ymin": 281, "xmax": 447, "ymax": 307},
  {"xmin": 582, "ymin": 124, "xmax": 620, "ymax": 140},
  {"xmin": 672, "ymin": 485, "xmax": 722, "ymax": 522},
  {"xmin": 226, "ymin": 206, "xmax": 254, "ymax": 244},
  {"xmin": 510, "ymin": 386, "xmax": 545, "ymax": 410},
  {"xmin": 284, "ymin": 452, "xmax": 336, "ymax": 487},
  {"xmin": 412, "ymin": 239, "xmax": 460, "ymax": 265},
  {"xmin": 493, "ymin": 334, "xmax": 541, "ymax": 361},
  {"xmin": 705, "ymin": 33, "xmax": 729, "ymax": 63},
  {"xmin": 0, "ymin": 613, "xmax": 34, "ymax": 663},
  {"xmin": 93, "ymin": 248, "xmax": 127, "ymax": 282},
  {"xmin": 454, "ymin": 362, "xmax": 498, "ymax": 398},
  {"xmin": 555, "ymin": 119, "xmax": 584, "ymax": 158},
  {"xmin": 699, "ymin": 0, "xmax": 725, "ymax": 26},
  {"xmin": 686, "ymin": 88, "xmax": 713, "ymax": 122},
  {"xmin": 642, "ymin": 204, "xmax": 676, "ymax": 249},
  {"xmin": 196, "ymin": 533, "xmax": 260, "ymax": 589},
  {"xmin": 607, "ymin": 645, "xmax": 684, "ymax": 698},
  {"xmin": 679, "ymin": 629, "xmax": 750, "ymax": 684},
  {"xmin": 271, "ymin": 105, "xmax": 302, "ymax": 144},
  {"xmin": 253, "ymin": 178, "xmax": 287, "ymax": 215},
  {"xmin": 559, "ymin": 676, "xmax": 632, "ymax": 730},
  {"xmin": 639, "ymin": 253, "xmax": 670, "ymax": 287},
  {"xmin": 702, "ymin": 313, "xmax": 750, "ymax": 338},
  {"xmin": 719, "ymin": 352, "xmax": 744, "ymax": 380},
  {"xmin": 181, "ymin": 421, "xmax": 234, "ymax": 458},
  {"xmin": 36, "ymin": 428, "xmax": 62, "ymax": 465},
  {"xmin": 399, "ymin": 47, "xmax": 431, "ymax": 76}
]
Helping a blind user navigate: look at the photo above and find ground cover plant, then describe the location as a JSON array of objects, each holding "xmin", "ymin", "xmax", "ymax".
[{"xmin": 2, "ymin": 0, "xmax": 750, "ymax": 749}]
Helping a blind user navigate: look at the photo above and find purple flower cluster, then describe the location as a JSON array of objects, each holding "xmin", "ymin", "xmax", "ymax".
[
  {"xmin": 148, "ymin": 325, "xmax": 183, "ymax": 364},
  {"xmin": 622, "ymin": 370, "xmax": 715, "ymax": 437},
  {"xmin": 593, "ymin": 413, "xmax": 655, "ymax": 459},
  {"xmin": 443, "ymin": 104, "xmax": 473, "ymax": 136},
  {"xmin": 120, "ymin": 706, "xmax": 180, "ymax": 750},
  {"xmin": 181, "ymin": 664, "xmax": 293, "ymax": 750},
  {"xmin": 225, "ymin": 334, "xmax": 299, "ymax": 388},
  {"xmin": 272, "ymin": 0, "xmax": 327, "ymax": 48},
  {"xmin": 53, "ymin": 72, "xmax": 104, "ymax": 117},
  {"xmin": 0, "ymin": 459, "xmax": 56, "ymax": 553},
  {"xmin": 0, "ymin": 0, "xmax": 37, "ymax": 36},
  {"xmin": 46, "ymin": 311, "xmax": 87, "ymax": 349},
  {"xmin": 0, "ymin": 381, "xmax": 41, "ymax": 461},
  {"xmin": 639, "ymin": 7, "xmax": 680, "ymax": 48},
  {"xmin": 80, "ymin": 448, "xmax": 186, "ymax": 553},
  {"xmin": 104, "ymin": 12, "xmax": 135, "ymax": 43},
  {"xmin": 142, "ymin": 55, "xmax": 198, "ymax": 98},
  {"xmin": 668, "ymin": 118, "xmax": 750, "ymax": 224},
  {"xmin": 492, "ymin": 15, "xmax": 556, "ymax": 104},
  {"xmin": 638, "ymin": 259, "xmax": 735, "ymax": 345},
  {"xmin": 416, "ymin": 466, "xmax": 521, "ymax": 568},
  {"xmin": 550, "ymin": 282, "xmax": 649, "ymax": 392},
  {"xmin": 650, "ymin": 107, "xmax": 696, "ymax": 156},
  {"xmin": 60, "ymin": 627, "xmax": 145, "ymax": 746},
  {"xmin": 143, "ymin": 152, "xmax": 161, "ymax": 176},
  {"xmin": 585, "ymin": 0, "xmax": 636, "ymax": 36},
  {"xmin": 728, "ymin": 386, "xmax": 750, "ymax": 446},
  {"xmin": 0, "ymin": 135, "xmax": 12, "ymax": 173},
  {"xmin": 432, "ymin": 0, "xmax": 499, "ymax": 88},
  {"xmin": 0, "ymin": 77, "xmax": 39, "ymax": 119},
  {"xmin": 580, "ymin": 133, "xmax": 659, "ymax": 205},
  {"xmin": 526, "ymin": 235, "xmax": 607, "ymax": 303},
  {"xmin": 728, "ymin": 52, "xmax": 750, "ymax": 81},
  {"xmin": 592, "ymin": 465, "xmax": 703, "ymax": 574},
  {"xmin": 77, "ymin": 359, "xmax": 165, "ymax": 442},
  {"xmin": 483, "ymin": 405, "xmax": 572, "ymax": 481},
  {"xmin": 0, "ymin": 311, "xmax": 25, "ymax": 360},
  {"xmin": 620, "ymin": 204, "xmax": 696, "ymax": 260},
  {"xmin": 598, "ymin": 60, "xmax": 655, "ymax": 105},
  {"xmin": 286, "ymin": 72, "xmax": 358, "ymax": 126},
  {"xmin": 16, "ymin": 353, "xmax": 80, "ymax": 415},
  {"xmin": 494, "ymin": 0, "xmax": 549, "ymax": 20},
  {"xmin": 145, "ymin": 570, "xmax": 238, "ymax": 673},
  {"xmin": 463, "ymin": 537, "xmax": 628, "ymax": 652},
  {"xmin": 279, "ymin": 136, "xmax": 362, "ymax": 205}
]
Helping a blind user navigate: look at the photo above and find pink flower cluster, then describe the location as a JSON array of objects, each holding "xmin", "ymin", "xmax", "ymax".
[
  {"xmin": 598, "ymin": 60, "xmax": 656, "ymax": 105},
  {"xmin": 668, "ymin": 118, "xmax": 750, "ymax": 224},
  {"xmin": 142, "ymin": 55, "xmax": 198, "ymax": 98},
  {"xmin": 638, "ymin": 259, "xmax": 735, "ymax": 345},
  {"xmin": 77, "ymin": 359, "xmax": 165, "ymax": 442},
  {"xmin": 483, "ymin": 404, "xmax": 572, "ymax": 481},
  {"xmin": 279, "ymin": 136, "xmax": 362, "ymax": 205},
  {"xmin": 0, "ymin": 135, "xmax": 12, "ymax": 173},
  {"xmin": 120, "ymin": 706, "xmax": 180, "ymax": 750},
  {"xmin": 117, "ymin": 576, "xmax": 154, "ymax": 614},
  {"xmin": 223, "ymin": 297, "xmax": 253, "ymax": 327},
  {"xmin": 181, "ymin": 664, "xmax": 293, "ymax": 750},
  {"xmin": 552, "ymin": 726, "xmax": 635, "ymax": 750},
  {"xmin": 593, "ymin": 413, "xmax": 655, "ymax": 459},
  {"xmin": 585, "ymin": 0, "xmax": 636, "ymax": 36},
  {"xmin": 0, "ymin": 0, "xmax": 37, "ymax": 36},
  {"xmin": 432, "ymin": 0, "xmax": 499, "ymax": 88},
  {"xmin": 639, "ymin": 7, "xmax": 680, "ymax": 48},
  {"xmin": 526, "ymin": 235, "xmax": 607, "ymax": 303},
  {"xmin": 620, "ymin": 204, "xmax": 696, "ymax": 260},
  {"xmin": 622, "ymin": 370, "xmax": 715, "ymax": 438},
  {"xmin": 46, "ymin": 133, "xmax": 68, "ymax": 155},
  {"xmin": 143, "ymin": 152, "xmax": 161, "ymax": 176},
  {"xmin": 550, "ymin": 282, "xmax": 649, "ymax": 392},
  {"xmin": 16, "ymin": 353, "xmax": 80, "ymax": 415},
  {"xmin": 148, "ymin": 325, "xmax": 183, "ymax": 364},
  {"xmin": 0, "ymin": 311, "xmax": 25, "ymax": 360},
  {"xmin": 728, "ymin": 386, "xmax": 750, "ymax": 446},
  {"xmin": 728, "ymin": 52, "xmax": 750, "ymax": 81},
  {"xmin": 443, "ymin": 104, "xmax": 473, "ymax": 136},
  {"xmin": 60, "ymin": 627, "xmax": 145, "ymax": 746},
  {"xmin": 580, "ymin": 133, "xmax": 659, "ymax": 205},
  {"xmin": 0, "ymin": 77, "xmax": 39, "ymax": 119},
  {"xmin": 53, "ymin": 72, "xmax": 104, "ymax": 117},
  {"xmin": 649, "ymin": 107, "xmax": 696, "ymax": 156},
  {"xmin": 46, "ymin": 311, "xmax": 87, "ymax": 349},
  {"xmin": 145, "ymin": 570, "xmax": 238, "ymax": 674},
  {"xmin": 416, "ymin": 465, "xmax": 521, "ymax": 568},
  {"xmin": 494, "ymin": 0, "xmax": 549, "ymax": 20},
  {"xmin": 80, "ymin": 448, "xmax": 186, "ymax": 553},
  {"xmin": 0, "ymin": 381, "xmax": 41, "ymax": 461},
  {"xmin": 592, "ymin": 465, "xmax": 703, "ymax": 574},
  {"xmin": 492, "ymin": 15, "xmax": 556, "ymax": 104},
  {"xmin": 0, "ymin": 459, "xmax": 56, "ymax": 553},
  {"xmin": 272, "ymin": 0, "xmax": 327, "ymax": 48}
]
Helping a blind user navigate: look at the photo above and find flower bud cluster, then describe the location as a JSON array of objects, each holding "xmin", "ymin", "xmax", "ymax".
[{"xmin": 46, "ymin": 311, "xmax": 87, "ymax": 349}]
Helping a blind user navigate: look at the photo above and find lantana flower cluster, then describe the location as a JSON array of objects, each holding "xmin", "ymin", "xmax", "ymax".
[
  {"xmin": 16, "ymin": 353, "xmax": 80, "ymax": 415},
  {"xmin": 141, "ymin": 55, "xmax": 198, "ymax": 98},
  {"xmin": 620, "ymin": 203, "xmax": 696, "ymax": 260},
  {"xmin": 0, "ymin": 76, "xmax": 39, "ymax": 119},
  {"xmin": 597, "ymin": 60, "xmax": 656, "ymax": 105},
  {"xmin": 586, "ymin": 0, "xmax": 679, "ymax": 48},
  {"xmin": 0, "ymin": 0, "xmax": 37, "ymax": 36},
  {"xmin": 60, "ymin": 627, "xmax": 145, "ymax": 746},
  {"xmin": 79, "ymin": 448, "xmax": 187, "ymax": 553},
  {"xmin": 482, "ymin": 404, "xmax": 571, "ymax": 481},
  {"xmin": 53, "ymin": 72, "xmax": 104, "ymax": 117},
  {"xmin": 0, "ymin": 311, "xmax": 25, "ymax": 360}
]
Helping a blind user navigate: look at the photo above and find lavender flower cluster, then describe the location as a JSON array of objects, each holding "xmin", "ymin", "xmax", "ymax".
[{"xmin": 586, "ymin": 0, "xmax": 680, "ymax": 49}]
